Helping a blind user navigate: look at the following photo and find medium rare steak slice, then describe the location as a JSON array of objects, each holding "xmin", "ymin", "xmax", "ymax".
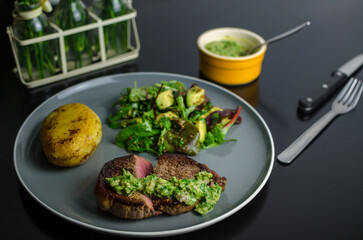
[
  {"xmin": 152, "ymin": 154, "xmax": 227, "ymax": 215},
  {"xmin": 94, "ymin": 155, "xmax": 162, "ymax": 219}
]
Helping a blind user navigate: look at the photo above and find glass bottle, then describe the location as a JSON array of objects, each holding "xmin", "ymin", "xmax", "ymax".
[
  {"xmin": 91, "ymin": 0, "xmax": 131, "ymax": 58},
  {"xmin": 12, "ymin": 0, "xmax": 59, "ymax": 82},
  {"xmin": 52, "ymin": 0, "xmax": 96, "ymax": 70}
]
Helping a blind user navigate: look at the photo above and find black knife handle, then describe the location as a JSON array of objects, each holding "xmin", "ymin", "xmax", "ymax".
[{"xmin": 298, "ymin": 71, "xmax": 349, "ymax": 113}]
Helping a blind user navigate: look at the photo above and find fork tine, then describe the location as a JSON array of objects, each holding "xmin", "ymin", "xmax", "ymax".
[
  {"xmin": 346, "ymin": 79, "xmax": 361, "ymax": 105},
  {"xmin": 348, "ymin": 80, "xmax": 363, "ymax": 108},
  {"xmin": 336, "ymin": 78, "xmax": 355, "ymax": 101},
  {"xmin": 340, "ymin": 78, "xmax": 358, "ymax": 103}
]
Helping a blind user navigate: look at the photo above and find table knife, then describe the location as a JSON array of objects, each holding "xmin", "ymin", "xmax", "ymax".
[{"xmin": 298, "ymin": 53, "xmax": 363, "ymax": 113}]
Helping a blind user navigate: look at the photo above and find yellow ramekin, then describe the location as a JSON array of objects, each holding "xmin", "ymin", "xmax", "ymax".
[{"xmin": 197, "ymin": 27, "xmax": 267, "ymax": 85}]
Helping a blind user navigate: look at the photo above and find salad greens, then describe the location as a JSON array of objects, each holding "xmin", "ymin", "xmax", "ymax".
[{"xmin": 109, "ymin": 81, "xmax": 242, "ymax": 156}]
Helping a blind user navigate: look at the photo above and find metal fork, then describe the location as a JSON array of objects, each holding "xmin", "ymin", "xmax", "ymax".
[{"xmin": 278, "ymin": 78, "xmax": 363, "ymax": 164}]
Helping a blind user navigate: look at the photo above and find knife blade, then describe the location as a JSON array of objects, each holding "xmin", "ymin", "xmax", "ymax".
[{"xmin": 298, "ymin": 53, "xmax": 363, "ymax": 113}]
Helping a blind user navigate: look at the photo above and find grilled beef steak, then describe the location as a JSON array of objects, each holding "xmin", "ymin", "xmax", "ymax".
[
  {"xmin": 152, "ymin": 154, "xmax": 226, "ymax": 215},
  {"xmin": 94, "ymin": 154, "xmax": 227, "ymax": 219},
  {"xmin": 94, "ymin": 155, "xmax": 162, "ymax": 219},
  {"xmin": 153, "ymin": 154, "xmax": 226, "ymax": 189}
]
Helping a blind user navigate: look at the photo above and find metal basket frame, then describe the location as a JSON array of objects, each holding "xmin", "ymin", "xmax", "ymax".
[{"xmin": 6, "ymin": 8, "xmax": 140, "ymax": 88}]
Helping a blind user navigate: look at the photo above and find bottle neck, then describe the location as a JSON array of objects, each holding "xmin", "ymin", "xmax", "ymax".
[
  {"xmin": 13, "ymin": 0, "xmax": 52, "ymax": 20},
  {"xmin": 14, "ymin": 1, "xmax": 42, "ymax": 20}
]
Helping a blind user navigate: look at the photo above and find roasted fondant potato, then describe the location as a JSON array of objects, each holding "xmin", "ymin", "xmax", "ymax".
[{"xmin": 40, "ymin": 103, "xmax": 102, "ymax": 167}]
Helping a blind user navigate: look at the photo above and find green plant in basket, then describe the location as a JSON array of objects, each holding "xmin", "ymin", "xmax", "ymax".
[
  {"xmin": 12, "ymin": 0, "xmax": 57, "ymax": 81},
  {"xmin": 52, "ymin": 0, "xmax": 94, "ymax": 70}
]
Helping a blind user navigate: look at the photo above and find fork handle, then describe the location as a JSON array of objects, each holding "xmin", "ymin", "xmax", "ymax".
[{"xmin": 277, "ymin": 110, "xmax": 337, "ymax": 164}]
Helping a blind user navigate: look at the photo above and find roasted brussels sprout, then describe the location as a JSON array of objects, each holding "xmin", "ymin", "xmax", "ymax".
[
  {"xmin": 156, "ymin": 89, "xmax": 174, "ymax": 110},
  {"xmin": 186, "ymin": 85, "xmax": 205, "ymax": 107}
]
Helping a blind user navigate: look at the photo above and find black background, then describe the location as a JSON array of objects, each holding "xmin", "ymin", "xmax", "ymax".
[{"xmin": 1, "ymin": 0, "xmax": 363, "ymax": 239}]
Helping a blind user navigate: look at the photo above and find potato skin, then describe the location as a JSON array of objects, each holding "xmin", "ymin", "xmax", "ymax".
[{"xmin": 40, "ymin": 103, "xmax": 102, "ymax": 167}]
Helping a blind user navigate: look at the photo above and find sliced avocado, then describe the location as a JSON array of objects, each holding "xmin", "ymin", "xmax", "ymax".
[
  {"xmin": 196, "ymin": 119, "xmax": 207, "ymax": 143},
  {"xmin": 156, "ymin": 89, "xmax": 174, "ymax": 110},
  {"xmin": 186, "ymin": 85, "xmax": 205, "ymax": 108}
]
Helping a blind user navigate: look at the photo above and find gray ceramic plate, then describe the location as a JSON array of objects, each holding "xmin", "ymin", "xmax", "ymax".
[{"xmin": 14, "ymin": 72, "xmax": 274, "ymax": 237}]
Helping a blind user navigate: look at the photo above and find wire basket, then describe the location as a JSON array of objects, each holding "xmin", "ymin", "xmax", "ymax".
[{"xmin": 7, "ymin": 6, "xmax": 140, "ymax": 88}]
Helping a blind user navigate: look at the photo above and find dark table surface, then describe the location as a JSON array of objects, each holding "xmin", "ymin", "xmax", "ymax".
[{"xmin": 1, "ymin": 0, "xmax": 363, "ymax": 239}]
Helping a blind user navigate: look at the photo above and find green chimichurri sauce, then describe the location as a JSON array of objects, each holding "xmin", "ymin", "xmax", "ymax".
[
  {"xmin": 205, "ymin": 40, "xmax": 249, "ymax": 57},
  {"xmin": 105, "ymin": 169, "xmax": 223, "ymax": 215}
]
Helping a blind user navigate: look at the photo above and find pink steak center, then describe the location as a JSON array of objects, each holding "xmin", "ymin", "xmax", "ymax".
[{"xmin": 134, "ymin": 155, "xmax": 153, "ymax": 179}]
